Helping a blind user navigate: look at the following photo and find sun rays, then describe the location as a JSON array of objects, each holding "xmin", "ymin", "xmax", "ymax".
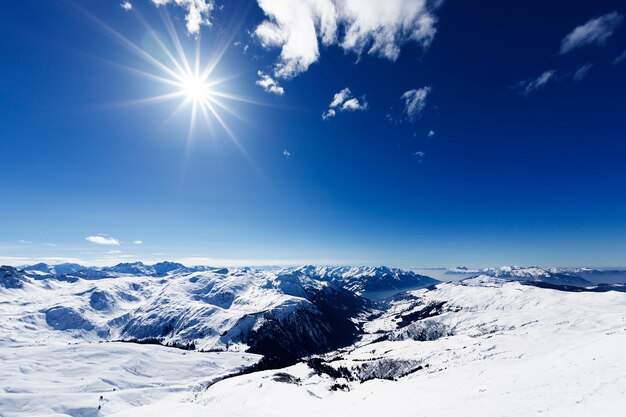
[{"xmin": 77, "ymin": 3, "xmax": 252, "ymax": 151}]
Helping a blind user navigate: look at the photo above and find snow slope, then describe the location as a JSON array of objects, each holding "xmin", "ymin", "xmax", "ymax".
[
  {"xmin": 0, "ymin": 342, "xmax": 258, "ymax": 417},
  {"xmin": 194, "ymin": 276, "xmax": 626, "ymax": 417}
]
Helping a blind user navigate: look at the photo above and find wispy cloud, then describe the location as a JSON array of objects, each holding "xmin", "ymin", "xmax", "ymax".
[
  {"xmin": 614, "ymin": 49, "xmax": 626, "ymax": 64},
  {"xmin": 121, "ymin": 1, "xmax": 133, "ymax": 11},
  {"xmin": 150, "ymin": 0, "xmax": 214, "ymax": 35},
  {"xmin": 322, "ymin": 109, "xmax": 336, "ymax": 120},
  {"xmin": 560, "ymin": 12, "xmax": 624, "ymax": 54},
  {"xmin": 0, "ymin": 256, "xmax": 85, "ymax": 266},
  {"xmin": 233, "ymin": 41, "xmax": 249, "ymax": 54},
  {"xmin": 322, "ymin": 88, "xmax": 367, "ymax": 120},
  {"xmin": 412, "ymin": 151, "xmax": 426, "ymax": 160},
  {"xmin": 428, "ymin": 130, "xmax": 436, "ymax": 138},
  {"xmin": 255, "ymin": 71, "xmax": 285, "ymax": 95},
  {"xmin": 86, "ymin": 235, "xmax": 120, "ymax": 246},
  {"xmin": 516, "ymin": 70, "xmax": 556, "ymax": 95},
  {"xmin": 402, "ymin": 87, "xmax": 431, "ymax": 121},
  {"xmin": 283, "ymin": 149, "xmax": 291, "ymax": 158},
  {"xmin": 133, "ymin": 240, "xmax": 144, "ymax": 245},
  {"xmin": 254, "ymin": 0, "xmax": 440, "ymax": 78},
  {"xmin": 572, "ymin": 63, "xmax": 593, "ymax": 81}
]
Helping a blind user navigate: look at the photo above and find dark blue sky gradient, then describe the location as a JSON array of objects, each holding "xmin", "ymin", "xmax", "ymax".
[{"xmin": 1, "ymin": 0, "xmax": 625, "ymax": 267}]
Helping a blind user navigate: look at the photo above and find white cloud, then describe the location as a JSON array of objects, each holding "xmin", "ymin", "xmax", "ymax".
[
  {"xmin": 145, "ymin": 0, "xmax": 438, "ymax": 76},
  {"xmin": 85, "ymin": 235, "xmax": 120, "ymax": 246},
  {"xmin": 151, "ymin": 0, "xmax": 214, "ymax": 35},
  {"xmin": 614, "ymin": 49, "xmax": 626, "ymax": 64},
  {"xmin": 121, "ymin": 1, "xmax": 133, "ymax": 11},
  {"xmin": 560, "ymin": 12, "xmax": 623, "ymax": 54},
  {"xmin": 233, "ymin": 41, "xmax": 250, "ymax": 54},
  {"xmin": 516, "ymin": 70, "xmax": 556, "ymax": 95},
  {"xmin": 107, "ymin": 250, "xmax": 123, "ymax": 254},
  {"xmin": 254, "ymin": 0, "xmax": 440, "ymax": 78},
  {"xmin": 330, "ymin": 88, "xmax": 352, "ymax": 108},
  {"xmin": 402, "ymin": 87, "xmax": 431, "ymax": 121},
  {"xmin": 572, "ymin": 63, "xmax": 593, "ymax": 82},
  {"xmin": 133, "ymin": 240, "xmax": 144, "ymax": 245},
  {"xmin": 341, "ymin": 97, "xmax": 367, "ymax": 111},
  {"xmin": 322, "ymin": 87, "xmax": 367, "ymax": 119},
  {"xmin": 256, "ymin": 71, "xmax": 285, "ymax": 95},
  {"xmin": 18, "ymin": 240, "xmax": 33, "ymax": 244},
  {"xmin": 283, "ymin": 149, "xmax": 291, "ymax": 158},
  {"xmin": 412, "ymin": 151, "xmax": 426, "ymax": 159},
  {"xmin": 322, "ymin": 108, "xmax": 336, "ymax": 120},
  {"xmin": 428, "ymin": 130, "xmax": 435, "ymax": 137}
]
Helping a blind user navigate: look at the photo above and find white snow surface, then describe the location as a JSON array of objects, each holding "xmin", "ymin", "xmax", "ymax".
[
  {"xmin": 1, "ymin": 270, "xmax": 626, "ymax": 416},
  {"xmin": 195, "ymin": 276, "xmax": 626, "ymax": 417},
  {"xmin": 0, "ymin": 342, "xmax": 258, "ymax": 417},
  {"xmin": 0, "ymin": 268, "xmax": 323, "ymax": 350}
]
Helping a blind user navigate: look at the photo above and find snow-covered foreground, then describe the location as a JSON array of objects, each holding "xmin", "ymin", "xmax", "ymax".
[
  {"xmin": 1, "ymin": 265, "xmax": 626, "ymax": 416},
  {"xmin": 197, "ymin": 333, "xmax": 626, "ymax": 417},
  {"xmin": 0, "ymin": 342, "xmax": 258, "ymax": 417},
  {"xmin": 194, "ymin": 278, "xmax": 626, "ymax": 417}
]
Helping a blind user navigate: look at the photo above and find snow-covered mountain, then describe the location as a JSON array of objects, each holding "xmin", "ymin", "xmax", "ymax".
[
  {"xmin": 1, "ymin": 263, "xmax": 436, "ymax": 358},
  {"xmin": 481, "ymin": 265, "xmax": 594, "ymax": 286},
  {"xmin": 0, "ymin": 265, "xmax": 393, "ymax": 358},
  {"xmin": 0, "ymin": 266, "xmax": 27, "ymax": 289},
  {"xmin": 445, "ymin": 266, "xmax": 482, "ymax": 274},
  {"xmin": 16, "ymin": 261, "xmax": 230, "ymax": 281},
  {"xmin": 2, "ymin": 265, "xmax": 626, "ymax": 416},
  {"xmin": 274, "ymin": 265, "xmax": 439, "ymax": 295},
  {"xmin": 23, "ymin": 262, "xmax": 85, "ymax": 276},
  {"xmin": 13, "ymin": 261, "xmax": 440, "ymax": 292},
  {"xmin": 193, "ymin": 275, "xmax": 626, "ymax": 417},
  {"xmin": 102, "ymin": 261, "xmax": 159, "ymax": 276},
  {"xmin": 551, "ymin": 267, "xmax": 626, "ymax": 285},
  {"xmin": 118, "ymin": 269, "xmax": 373, "ymax": 359},
  {"xmin": 446, "ymin": 265, "xmax": 594, "ymax": 287}
]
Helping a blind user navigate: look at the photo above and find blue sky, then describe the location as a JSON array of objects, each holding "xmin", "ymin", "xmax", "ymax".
[{"xmin": 1, "ymin": 0, "xmax": 625, "ymax": 268}]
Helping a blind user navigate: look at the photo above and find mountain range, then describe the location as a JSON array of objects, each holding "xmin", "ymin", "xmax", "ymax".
[{"xmin": 2, "ymin": 263, "xmax": 626, "ymax": 416}]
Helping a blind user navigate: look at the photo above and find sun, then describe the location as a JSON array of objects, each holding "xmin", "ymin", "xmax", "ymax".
[
  {"xmin": 180, "ymin": 72, "xmax": 211, "ymax": 103},
  {"xmin": 87, "ymin": 8, "xmax": 252, "ymax": 148}
]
